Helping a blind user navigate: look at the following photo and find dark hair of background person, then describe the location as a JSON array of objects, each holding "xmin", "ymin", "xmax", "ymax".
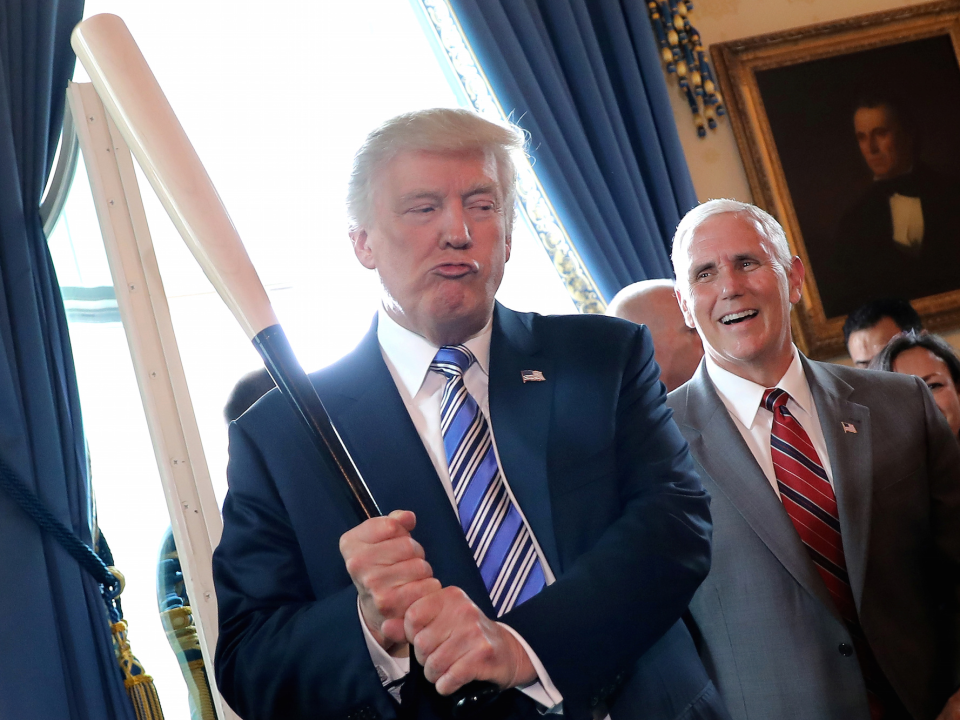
[
  {"xmin": 223, "ymin": 368, "xmax": 276, "ymax": 423},
  {"xmin": 842, "ymin": 298, "xmax": 923, "ymax": 346},
  {"xmin": 869, "ymin": 330, "xmax": 960, "ymax": 385}
]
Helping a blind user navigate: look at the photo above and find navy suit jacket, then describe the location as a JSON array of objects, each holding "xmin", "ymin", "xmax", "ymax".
[{"xmin": 213, "ymin": 305, "xmax": 725, "ymax": 720}]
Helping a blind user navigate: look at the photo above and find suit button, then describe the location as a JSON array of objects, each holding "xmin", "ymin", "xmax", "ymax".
[{"xmin": 839, "ymin": 643, "xmax": 853, "ymax": 656}]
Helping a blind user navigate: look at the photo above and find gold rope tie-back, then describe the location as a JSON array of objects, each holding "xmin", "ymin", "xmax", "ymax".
[
  {"xmin": 109, "ymin": 565, "xmax": 165, "ymax": 720},
  {"xmin": 646, "ymin": 0, "xmax": 725, "ymax": 137}
]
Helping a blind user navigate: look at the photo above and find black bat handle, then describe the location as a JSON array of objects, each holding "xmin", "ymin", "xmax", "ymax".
[
  {"xmin": 252, "ymin": 324, "xmax": 499, "ymax": 717},
  {"xmin": 253, "ymin": 324, "xmax": 379, "ymax": 519}
]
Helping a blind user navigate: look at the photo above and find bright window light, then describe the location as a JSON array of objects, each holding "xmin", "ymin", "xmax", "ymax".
[{"xmin": 50, "ymin": 1, "xmax": 576, "ymax": 717}]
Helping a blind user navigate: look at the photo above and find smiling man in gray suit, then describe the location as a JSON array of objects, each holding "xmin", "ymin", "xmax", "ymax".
[{"xmin": 666, "ymin": 198, "xmax": 960, "ymax": 720}]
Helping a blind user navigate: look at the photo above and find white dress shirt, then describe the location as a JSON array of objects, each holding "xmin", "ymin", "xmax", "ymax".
[
  {"xmin": 705, "ymin": 346, "xmax": 834, "ymax": 495},
  {"xmin": 889, "ymin": 193, "xmax": 925, "ymax": 250},
  {"xmin": 360, "ymin": 309, "xmax": 563, "ymax": 711}
]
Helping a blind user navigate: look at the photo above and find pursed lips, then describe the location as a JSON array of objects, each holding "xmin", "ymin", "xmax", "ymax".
[{"xmin": 432, "ymin": 261, "xmax": 477, "ymax": 279}]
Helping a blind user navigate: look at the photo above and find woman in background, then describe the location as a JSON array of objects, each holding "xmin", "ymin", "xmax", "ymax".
[{"xmin": 870, "ymin": 330, "xmax": 960, "ymax": 439}]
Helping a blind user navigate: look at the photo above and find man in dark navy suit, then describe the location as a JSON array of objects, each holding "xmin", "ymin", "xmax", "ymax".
[{"xmin": 212, "ymin": 108, "xmax": 724, "ymax": 720}]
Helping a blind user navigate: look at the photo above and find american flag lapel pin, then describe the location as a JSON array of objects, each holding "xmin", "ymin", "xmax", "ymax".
[
  {"xmin": 842, "ymin": 422, "xmax": 857, "ymax": 434},
  {"xmin": 521, "ymin": 369, "xmax": 546, "ymax": 383}
]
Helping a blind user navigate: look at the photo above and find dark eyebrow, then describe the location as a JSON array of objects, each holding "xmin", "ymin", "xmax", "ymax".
[
  {"xmin": 689, "ymin": 260, "xmax": 716, "ymax": 278},
  {"xmin": 690, "ymin": 252, "xmax": 760, "ymax": 278}
]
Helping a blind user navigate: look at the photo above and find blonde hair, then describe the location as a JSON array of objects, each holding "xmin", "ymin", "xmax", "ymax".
[{"xmin": 347, "ymin": 108, "xmax": 526, "ymax": 234}]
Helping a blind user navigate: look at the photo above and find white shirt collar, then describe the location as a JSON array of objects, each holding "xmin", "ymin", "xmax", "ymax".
[
  {"xmin": 376, "ymin": 308, "xmax": 492, "ymax": 397},
  {"xmin": 705, "ymin": 346, "xmax": 813, "ymax": 429}
]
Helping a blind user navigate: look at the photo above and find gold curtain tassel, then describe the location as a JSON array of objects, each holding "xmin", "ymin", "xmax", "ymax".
[{"xmin": 112, "ymin": 620, "xmax": 165, "ymax": 720}]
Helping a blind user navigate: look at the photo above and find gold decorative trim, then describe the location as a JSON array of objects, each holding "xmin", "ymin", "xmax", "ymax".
[
  {"xmin": 646, "ymin": 1, "xmax": 725, "ymax": 137},
  {"xmin": 417, "ymin": 0, "xmax": 606, "ymax": 313}
]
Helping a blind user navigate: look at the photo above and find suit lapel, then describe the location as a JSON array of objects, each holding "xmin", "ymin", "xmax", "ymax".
[
  {"xmin": 802, "ymin": 358, "xmax": 873, "ymax": 609},
  {"xmin": 677, "ymin": 365, "xmax": 841, "ymax": 622},
  {"xmin": 314, "ymin": 321, "xmax": 493, "ymax": 614},
  {"xmin": 487, "ymin": 305, "xmax": 562, "ymax": 574}
]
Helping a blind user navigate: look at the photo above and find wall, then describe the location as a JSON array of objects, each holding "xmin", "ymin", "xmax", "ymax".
[{"xmin": 664, "ymin": 0, "xmax": 960, "ymax": 358}]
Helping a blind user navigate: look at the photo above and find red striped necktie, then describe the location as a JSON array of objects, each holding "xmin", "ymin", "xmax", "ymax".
[{"xmin": 763, "ymin": 388, "xmax": 889, "ymax": 720}]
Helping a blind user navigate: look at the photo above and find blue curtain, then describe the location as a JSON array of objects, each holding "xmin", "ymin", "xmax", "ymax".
[
  {"xmin": 0, "ymin": 2, "xmax": 135, "ymax": 718},
  {"xmin": 448, "ymin": 0, "xmax": 698, "ymax": 301}
]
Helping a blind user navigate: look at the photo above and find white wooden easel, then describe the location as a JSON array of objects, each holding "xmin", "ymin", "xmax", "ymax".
[{"xmin": 68, "ymin": 80, "xmax": 241, "ymax": 720}]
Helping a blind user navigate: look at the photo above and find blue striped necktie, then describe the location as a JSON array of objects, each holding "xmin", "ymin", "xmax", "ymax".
[{"xmin": 430, "ymin": 345, "xmax": 546, "ymax": 616}]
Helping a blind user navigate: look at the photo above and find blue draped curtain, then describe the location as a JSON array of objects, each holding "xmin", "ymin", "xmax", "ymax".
[
  {"xmin": 447, "ymin": 0, "xmax": 698, "ymax": 301},
  {"xmin": 0, "ymin": 2, "xmax": 135, "ymax": 717}
]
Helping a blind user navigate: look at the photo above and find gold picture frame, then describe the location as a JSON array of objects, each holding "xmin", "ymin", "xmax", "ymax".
[{"xmin": 713, "ymin": 1, "xmax": 960, "ymax": 358}]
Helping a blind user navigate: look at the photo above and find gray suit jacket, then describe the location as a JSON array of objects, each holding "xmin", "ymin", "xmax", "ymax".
[{"xmin": 667, "ymin": 357, "xmax": 960, "ymax": 720}]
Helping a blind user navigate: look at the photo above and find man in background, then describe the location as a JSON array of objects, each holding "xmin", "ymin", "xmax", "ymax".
[
  {"xmin": 668, "ymin": 198, "xmax": 960, "ymax": 720},
  {"xmin": 222, "ymin": 367, "xmax": 276, "ymax": 423},
  {"xmin": 607, "ymin": 279, "xmax": 704, "ymax": 391},
  {"xmin": 843, "ymin": 298, "xmax": 922, "ymax": 368}
]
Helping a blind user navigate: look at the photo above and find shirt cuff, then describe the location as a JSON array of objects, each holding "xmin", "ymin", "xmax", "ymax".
[
  {"xmin": 498, "ymin": 622, "xmax": 564, "ymax": 713},
  {"xmin": 358, "ymin": 599, "xmax": 409, "ymax": 702}
]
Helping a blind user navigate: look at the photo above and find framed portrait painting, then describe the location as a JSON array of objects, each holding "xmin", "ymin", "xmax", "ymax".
[{"xmin": 713, "ymin": 1, "xmax": 960, "ymax": 358}]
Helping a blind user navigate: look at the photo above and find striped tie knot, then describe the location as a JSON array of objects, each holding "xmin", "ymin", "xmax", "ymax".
[
  {"xmin": 431, "ymin": 345, "xmax": 476, "ymax": 380},
  {"xmin": 762, "ymin": 387, "xmax": 789, "ymax": 413}
]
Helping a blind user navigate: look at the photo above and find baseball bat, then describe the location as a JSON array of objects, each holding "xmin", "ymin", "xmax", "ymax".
[{"xmin": 71, "ymin": 13, "xmax": 498, "ymax": 716}]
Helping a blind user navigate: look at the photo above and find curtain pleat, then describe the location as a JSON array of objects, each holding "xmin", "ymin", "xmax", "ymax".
[
  {"xmin": 0, "ymin": 2, "xmax": 136, "ymax": 717},
  {"xmin": 449, "ymin": 0, "xmax": 698, "ymax": 300}
]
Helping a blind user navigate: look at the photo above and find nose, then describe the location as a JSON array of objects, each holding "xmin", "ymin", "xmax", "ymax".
[
  {"xmin": 718, "ymin": 267, "xmax": 745, "ymax": 299},
  {"xmin": 439, "ymin": 202, "xmax": 471, "ymax": 248}
]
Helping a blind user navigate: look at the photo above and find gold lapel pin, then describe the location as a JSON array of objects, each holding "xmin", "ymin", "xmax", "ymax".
[{"xmin": 521, "ymin": 370, "xmax": 546, "ymax": 383}]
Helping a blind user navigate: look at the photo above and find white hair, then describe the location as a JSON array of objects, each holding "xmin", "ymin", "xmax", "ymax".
[
  {"xmin": 671, "ymin": 199, "xmax": 793, "ymax": 290},
  {"xmin": 346, "ymin": 108, "xmax": 527, "ymax": 235}
]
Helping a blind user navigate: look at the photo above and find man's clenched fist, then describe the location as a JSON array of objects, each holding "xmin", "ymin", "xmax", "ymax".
[
  {"xmin": 339, "ymin": 510, "xmax": 441, "ymax": 654},
  {"xmin": 404, "ymin": 585, "xmax": 536, "ymax": 695}
]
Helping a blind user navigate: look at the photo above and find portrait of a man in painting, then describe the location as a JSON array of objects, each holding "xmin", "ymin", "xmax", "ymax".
[
  {"xmin": 756, "ymin": 35, "xmax": 960, "ymax": 319},
  {"xmin": 828, "ymin": 89, "xmax": 960, "ymax": 315}
]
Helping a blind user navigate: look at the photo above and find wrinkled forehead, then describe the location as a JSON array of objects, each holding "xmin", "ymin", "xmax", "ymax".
[
  {"xmin": 377, "ymin": 147, "xmax": 500, "ymax": 187},
  {"xmin": 679, "ymin": 213, "xmax": 771, "ymax": 266}
]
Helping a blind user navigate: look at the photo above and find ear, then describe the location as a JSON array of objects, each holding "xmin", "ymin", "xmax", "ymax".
[
  {"xmin": 787, "ymin": 256, "xmax": 805, "ymax": 305},
  {"xmin": 504, "ymin": 233, "xmax": 512, "ymax": 263},
  {"xmin": 350, "ymin": 228, "xmax": 377, "ymax": 270},
  {"xmin": 676, "ymin": 286, "xmax": 696, "ymax": 329}
]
